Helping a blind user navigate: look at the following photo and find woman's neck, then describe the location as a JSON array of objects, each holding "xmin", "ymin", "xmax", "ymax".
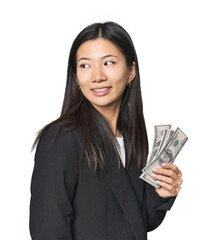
[{"xmin": 91, "ymin": 103, "xmax": 121, "ymax": 137}]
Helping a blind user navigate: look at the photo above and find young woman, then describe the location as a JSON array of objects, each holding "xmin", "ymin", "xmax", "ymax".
[{"xmin": 29, "ymin": 21, "xmax": 183, "ymax": 240}]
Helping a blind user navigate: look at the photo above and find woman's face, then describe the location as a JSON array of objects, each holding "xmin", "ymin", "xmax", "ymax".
[{"xmin": 76, "ymin": 38, "xmax": 135, "ymax": 112}]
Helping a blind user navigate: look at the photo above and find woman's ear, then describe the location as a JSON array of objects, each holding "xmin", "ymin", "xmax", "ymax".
[{"xmin": 128, "ymin": 61, "xmax": 136, "ymax": 84}]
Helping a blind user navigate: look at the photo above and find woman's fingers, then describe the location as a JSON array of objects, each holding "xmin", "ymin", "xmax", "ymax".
[
  {"xmin": 152, "ymin": 168, "xmax": 177, "ymax": 181},
  {"xmin": 156, "ymin": 180, "xmax": 181, "ymax": 195},
  {"xmin": 162, "ymin": 162, "xmax": 182, "ymax": 177},
  {"xmin": 152, "ymin": 163, "xmax": 182, "ymax": 181},
  {"xmin": 152, "ymin": 163, "xmax": 183, "ymax": 197},
  {"xmin": 152, "ymin": 172, "xmax": 177, "ymax": 186}
]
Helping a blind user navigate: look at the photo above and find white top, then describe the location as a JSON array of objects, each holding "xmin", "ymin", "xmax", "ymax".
[{"xmin": 115, "ymin": 137, "xmax": 126, "ymax": 167}]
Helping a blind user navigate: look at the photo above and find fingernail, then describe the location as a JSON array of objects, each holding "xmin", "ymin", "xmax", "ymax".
[
  {"xmin": 156, "ymin": 180, "xmax": 160, "ymax": 183},
  {"xmin": 162, "ymin": 163, "xmax": 166, "ymax": 167},
  {"xmin": 152, "ymin": 173, "xmax": 157, "ymax": 177},
  {"xmin": 153, "ymin": 168, "xmax": 158, "ymax": 172}
]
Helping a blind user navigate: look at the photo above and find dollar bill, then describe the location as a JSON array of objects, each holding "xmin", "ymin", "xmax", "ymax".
[
  {"xmin": 139, "ymin": 172, "xmax": 160, "ymax": 188},
  {"xmin": 147, "ymin": 125, "xmax": 172, "ymax": 165},
  {"xmin": 143, "ymin": 127, "xmax": 188, "ymax": 178},
  {"xmin": 140, "ymin": 124, "xmax": 172, "ymax": 188},
  {"xmin": 155, "ymin": 129, "xmax": 174, "ymax": 158}
]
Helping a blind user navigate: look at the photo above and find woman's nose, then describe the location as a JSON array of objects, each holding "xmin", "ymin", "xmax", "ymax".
[{"xmin": 92, "ymin": 64, "xmax": 107, "ymax": 82}]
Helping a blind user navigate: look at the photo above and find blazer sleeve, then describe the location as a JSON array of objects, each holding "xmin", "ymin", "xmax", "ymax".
[
  {"xmin": 144, "ymin": 182, "xmax": 177, "ymax": 232},
  {"xmin": 29, "ymin": 124, "xmax": 79, "ymax": 240}
]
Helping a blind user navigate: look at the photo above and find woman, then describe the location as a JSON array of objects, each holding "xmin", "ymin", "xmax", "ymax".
[{"xmin": 29, "ymin": 21, "xmax": 183, "ymax": 240}]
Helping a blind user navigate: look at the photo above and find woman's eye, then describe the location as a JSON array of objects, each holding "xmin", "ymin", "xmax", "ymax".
[
  {"xmin": 105, "ymin": 61, "xmax": 115, "ymax": 66},
  {"xmin": 80, "ymin": 64, "xmax": 89, "ymax": 68}
]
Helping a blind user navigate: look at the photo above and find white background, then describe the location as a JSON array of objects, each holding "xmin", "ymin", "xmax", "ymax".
[{"xmin": 0, "ymin": 0, "xmax": 206, "ymax": 239}]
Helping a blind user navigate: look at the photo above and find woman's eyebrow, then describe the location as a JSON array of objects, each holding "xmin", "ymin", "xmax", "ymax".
[{"xmin": 78, "ymin": 54, "xmax": 118, "ymax": 62}]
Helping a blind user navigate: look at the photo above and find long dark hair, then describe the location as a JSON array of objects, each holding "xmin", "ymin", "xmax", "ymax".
[{"xmin": 31, "ymin": 21, "xmax": 148, "ymax": 174}]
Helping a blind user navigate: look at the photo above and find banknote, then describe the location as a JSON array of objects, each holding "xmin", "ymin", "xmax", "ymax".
[
  {"xmin": 140, "ymin": 124, "xmax": 172, "ymax": 188},
  {"xmin": 147, "ymin": 125, "xmax": 171, "ymax": 165},
  {"xmin": 139, "ymin": 172, "xmax": 160, "ymax": 188},
  {"xmin": 143, "ymin": 127, "xmax": 188, "ymax": 178},
  {"xmin": 155, "ymin": 129, "xmax": 174, "ymax": 159}
]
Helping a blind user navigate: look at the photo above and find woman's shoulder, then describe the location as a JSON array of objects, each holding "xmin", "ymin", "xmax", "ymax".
[
  {"xmin": 35, "ymin": 121, "xmax": 82, "ymax": 156},
  {"xmin": 32, "ymin": 122, "xmax": 80, "ymax": 188}
]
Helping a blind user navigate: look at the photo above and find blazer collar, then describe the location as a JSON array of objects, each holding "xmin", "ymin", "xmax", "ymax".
[{"xmin": 104, "ymin": 149, "xmax": 147, "ymax": 240}]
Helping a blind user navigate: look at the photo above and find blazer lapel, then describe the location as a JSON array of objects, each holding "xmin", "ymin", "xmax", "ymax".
[{"xmin": 104, "ymin": 150, "xmax": 147, "ymax": 240}]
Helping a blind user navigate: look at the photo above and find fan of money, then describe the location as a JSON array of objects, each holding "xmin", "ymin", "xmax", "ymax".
[{"xmin": 140, "ymin": 125, "xmax": 188, "ymax": 188}]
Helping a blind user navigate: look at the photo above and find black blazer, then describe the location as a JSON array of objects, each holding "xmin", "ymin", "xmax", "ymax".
[{"xmin": 29, "ymin": 123, "xmax": 176, "ymax": 240}]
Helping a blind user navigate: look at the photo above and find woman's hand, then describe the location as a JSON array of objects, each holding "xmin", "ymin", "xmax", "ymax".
[{"xmin": 152, "ymin": 162, "xmax": 183, "ymax": 198}]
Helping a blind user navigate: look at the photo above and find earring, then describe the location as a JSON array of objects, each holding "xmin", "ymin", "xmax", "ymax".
[{"xmin": 127, "ymin": 82, "xmax": 131, "ymax": 88}]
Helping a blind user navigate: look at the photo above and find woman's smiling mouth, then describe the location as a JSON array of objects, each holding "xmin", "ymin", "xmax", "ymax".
[{"xmin": 91, "ymin": 87, "xmax": 112, "ymax": 96}]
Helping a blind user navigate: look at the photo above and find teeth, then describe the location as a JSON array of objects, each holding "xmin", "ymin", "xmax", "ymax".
[{"xmin": 93, "ymin": 87, "xmax": 109, "ymax": 92}]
